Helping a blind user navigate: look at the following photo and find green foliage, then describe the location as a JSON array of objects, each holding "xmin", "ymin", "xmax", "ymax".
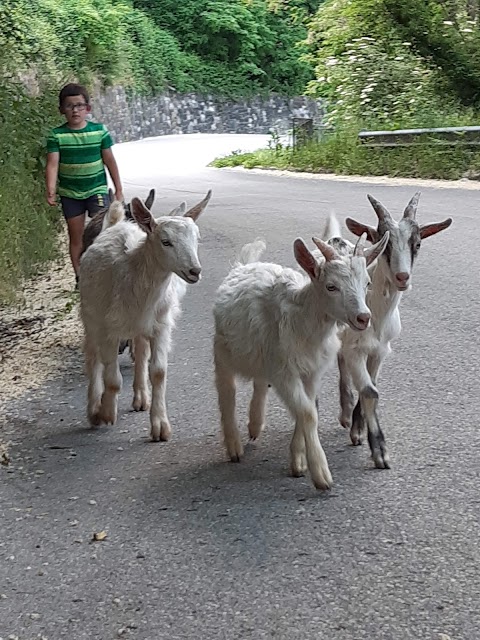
[
  {"xmin": 305, "ymin": 0, "xmax": 480, "ymax": 129},
  {"xmin": 382, "ymin": 0, "xmax": 480, "ymax": 105},
  {"xmin": 0, "ymin": 80, "xmax": 61, "ymax": 302},
  {"xmin": 133, "ymin": 0, "xmax": 313, "ymax": 95},
  {"xmin": 211, "ymin": 131, "xmax": 480, "ymax": 180}
]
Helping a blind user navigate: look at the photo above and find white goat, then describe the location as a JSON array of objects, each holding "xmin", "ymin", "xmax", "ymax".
[
  {"xmin": 79, "ymin": 190, "xmax": 212, "ymax": 441},
  {"xmin": 322, "ymin": 193, "xmax": 452, "ymax": 468},
  {"xmin": 213, "ymin": 230, "xmax": 389, "ymax": 490}
]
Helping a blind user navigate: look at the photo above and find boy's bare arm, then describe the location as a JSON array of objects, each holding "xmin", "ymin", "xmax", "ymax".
[
  {"xmin": 102, "ymin": 148, "xmax": 124, "ymax": 202},
  {"xmin": 46, "ymin": 152, "xmax": 60, "ymax": 205}
]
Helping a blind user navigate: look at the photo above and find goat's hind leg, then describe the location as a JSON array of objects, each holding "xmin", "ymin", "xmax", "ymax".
[
  {"xmin": 343, "ymin": 354, "xmax": 369, "ymax": 446},
  {"xmin": 149, "ymin": 327, "xmax": 172, "ymax": 442},
  {"xmin": 338, "ymin": 353, "xmax": 357, "ymax": 430},
  {"xmin": 85, "ymin": 335, "xmax": 104, "ymax": 426},
  {"xmin": 99, "ymin": 338, "xmax": 122, "ymax": 425},
  {"xmin": 247, "ymin": 379, "xmax": 269, "ymax": 441},
  {"xmin": 214, "ymin": 338, "xmax": 243, "ymax": 462},
  {"xmin": 132, "ymin": 335, "xmax": 151, "ymax": 411},
  {"xmin": 350, "ymin": 399, "xmax": 366, "ymax": 446}
]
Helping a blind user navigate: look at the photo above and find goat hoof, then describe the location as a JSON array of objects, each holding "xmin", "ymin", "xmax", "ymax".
[
  {"xmin": 350, "ymin": 433, "xmax": 364, "ymax": 446},
  {"xmin": 312, "ymin": 474, "xmax": 333, "ymax": 491},
  {"xmin": 372, "ymin": 451, "xmax": 391, "ymax": 469},
  {"xmin": 150, "ymin": 420, "xmax": 171, "ymax": 442},
  {"xmin": 226, "ymin": 440, "xmax": 244, "ymax": 462},
  {"xmin": 290, "ymin": 454, "xmax": 307, "ymax": 477},
  {"xmin": 290, "ymin": 468, "xmax": 305, "ymax": 478},
  {"xmin": 89, "ymin": 408, "xmax": 116, "ymax": 426},
  {"xmin": 247, "ymin": 421, "xmax": 264, "ymax": 440},
  {"xmin": 132, "ymin": 394, "xmax": 150, "ymax": 412},
  {"xmin": 89, "ymin": 412, "xmax": 103, "ymax": 427}
]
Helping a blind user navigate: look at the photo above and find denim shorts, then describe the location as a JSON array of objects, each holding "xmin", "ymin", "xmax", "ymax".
[{"xmin": 60, "ymin": 193, "xmax": 110, "ymax": 220}]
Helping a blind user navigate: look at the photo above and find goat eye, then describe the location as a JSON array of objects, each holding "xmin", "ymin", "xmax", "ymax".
[
  {"xmin": 415, "ymin": 242, "xmax": 421, "ymax": 250},
  {"xmin": 162, "ymin": 240, "xmax": 173, "ymax": 247},
  {"xmin": 326, "ymin": 284, "xmax": 338, "ymax": 292},
  {"xmin": 367, "ymin": 281, "xmax": 372, "ymax": 289}
]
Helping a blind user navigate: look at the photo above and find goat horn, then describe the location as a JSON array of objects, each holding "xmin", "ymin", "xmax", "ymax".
[
  {"xmin": 403, "ymin": 191, "xmax": 421, "ymax": 219},
  {"xmin": 367, "ymin": 194, "xmax": 392, "ymax": 222}
]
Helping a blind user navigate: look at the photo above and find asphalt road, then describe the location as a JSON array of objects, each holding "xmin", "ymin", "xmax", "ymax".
[{"xmin": 1, "ymin": 134, "xmax": 479, "ymax": 640}]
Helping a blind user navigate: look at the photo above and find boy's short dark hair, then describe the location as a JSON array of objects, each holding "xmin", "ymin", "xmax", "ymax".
[{"xmin": 59, "ymin": 83, "xmax": 90, "ymax": 107}]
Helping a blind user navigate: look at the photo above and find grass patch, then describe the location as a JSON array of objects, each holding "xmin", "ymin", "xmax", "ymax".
[{"xmin": 210, "ymin": 130, "xmax": 480, "ymax": 181}]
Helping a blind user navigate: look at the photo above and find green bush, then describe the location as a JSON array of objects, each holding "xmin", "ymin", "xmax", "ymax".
[
  {"xmin": 211, "ymin": 127, "xmax": 480, "ymax": 180},
  {"xmin": 0, "ymin": 80, "xmax": 61, "ymax": 302},
  {"xmin": 133, "ymin": 0, "xmax": 313, "ymax": 96}
]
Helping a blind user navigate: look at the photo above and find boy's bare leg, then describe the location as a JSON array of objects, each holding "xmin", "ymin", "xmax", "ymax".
[{"xmin": 66, "ymin": 213, "xmax": 86, "ymax": 278}]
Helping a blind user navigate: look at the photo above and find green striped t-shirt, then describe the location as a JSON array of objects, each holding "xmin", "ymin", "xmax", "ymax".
[{"xmin": 46, "ymin": 121, "xmax": 114, "ymax": 199}]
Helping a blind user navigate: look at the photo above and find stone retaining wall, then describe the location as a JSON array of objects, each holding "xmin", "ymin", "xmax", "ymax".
[{"xmin": 92, "ymin": 86, "xmax": 323, "ymax": 143}]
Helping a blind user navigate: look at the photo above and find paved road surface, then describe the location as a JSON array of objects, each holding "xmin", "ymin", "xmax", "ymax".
[{"xmin": 1, "ymin": 134, "xmax": 479, "ymax": 640}]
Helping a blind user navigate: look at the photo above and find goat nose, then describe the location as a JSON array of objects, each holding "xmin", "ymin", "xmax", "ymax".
[
  {"xmin": 395, "ymin": 272, "xmax": 409, "ymax": 284},
  {"xmin": 189, "ymin": 267, "xmax": 201, "ymax": 277},
  {"xmin": 356, "ymin": 313, "xmax": 370, "ymax": 328}
]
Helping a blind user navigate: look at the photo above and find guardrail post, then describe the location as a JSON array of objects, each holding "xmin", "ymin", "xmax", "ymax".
[{"xmin": 292, "ymin": 118, "xmax": 314, "ymax": 150}]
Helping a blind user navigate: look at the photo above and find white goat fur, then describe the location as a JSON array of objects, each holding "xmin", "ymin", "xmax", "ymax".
[
  {"xmin": 318, "ymin": 195, "xmax": 452, "ymax": 468},
  {"xmin": 79, "ymin": 190, "xmax": 212, "ymax": 441},
  {"xmin": 213, "ymin": 230, "xmax": 389, "ymax": 490}
]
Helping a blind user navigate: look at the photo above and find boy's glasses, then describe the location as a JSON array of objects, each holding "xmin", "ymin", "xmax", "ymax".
[{"xmin": 64, "ymin": 103, "xmax": 88, "ymax": 111}]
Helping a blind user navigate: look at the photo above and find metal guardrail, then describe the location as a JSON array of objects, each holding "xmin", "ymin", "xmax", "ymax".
[{"xmin": 358, "ymin": 125, "xmax": 480, "ymax": 147}]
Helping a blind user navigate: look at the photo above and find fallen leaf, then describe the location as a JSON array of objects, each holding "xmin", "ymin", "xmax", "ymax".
[{"xmin": 92, "ymin": 530, "xmax": 108, "ymax": 542}]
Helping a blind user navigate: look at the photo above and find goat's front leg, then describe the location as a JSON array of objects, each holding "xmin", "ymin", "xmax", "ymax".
[
  {"xmin": 132, "ymin": 335, "xmax": 151, "ymax": 412},
  {"xmin": 85, "ymin": 334, "xmax": 104, "ymax": 426},
  {"xmin": 338, "ymin": 352, "xmax": 357, "ymax": 429},
  {"xmin": 360, "ymin": 388, "xmax": 390, "ymax": 469},
  {"xmin": 97, "ymin": 338, "xmax": 122, "ymax": 425},
  {"xmin": 214, "ymin": 338, "xmax": 243, "ymax": 462},
  {"xmin": 346, "ymin": 355, "xmax": 389, "ymax": 468},
  {"xmin": 367, "ymin": 347, "xmax": 389, "ymax": 386},
  {"xmin": 277, "ymin": 379, "xmax": 332, "ymax": 490},
  {"xmin": 247, "ymin": 379, "xmax": 269, "ymax": 441},
  {"xmin": 149, "ymin": 327, "xmax": 172, "ymax": 442}
]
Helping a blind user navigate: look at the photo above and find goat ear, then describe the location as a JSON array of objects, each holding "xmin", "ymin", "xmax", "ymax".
[
  {"xmin": 294, "ymin": 239, "xmax": 317, "ymax": 279},
  {"xmin": 364, "ymin": 231, "xmax": 390, "ymax": 267},
  {"xmin": 184, "ymin": 189, "xmax": 212, "ymax": 221},
  {"xmin": 311, "ymin": 236, "xmax": 338, "ymax": 262},
  {"xmin": 419, "ymin": 218, "xmax": 452, "ymax": 240},
  {"xmin": 168, "ymin": 201, "xmax": 187, "ymax": 216},
  {"xmin": 145, "ymin": 188, "xmax": 155, "ymax": 210},
  {"xmin": 345, "ymin": 217, "xmax": 378, "ymax": 243},
  {"xmin": 131, "ymin": 197, "xmax": 156, "ymax": 234}
]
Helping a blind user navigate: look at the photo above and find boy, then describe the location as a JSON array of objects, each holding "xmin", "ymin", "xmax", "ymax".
[{"xmin": 46, "ymin": 83, "xmax": 124, "ymax": 286}]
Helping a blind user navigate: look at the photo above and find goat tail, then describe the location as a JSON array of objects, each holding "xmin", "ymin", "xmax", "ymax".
[
  {"xmin": 322, "ymin": 209, "xmax": 342, "ymax": 241},
  {"xmin": 236, "ymin": 238, "xmax": 266, "ymax": 265},
  {"xmin": 101, "ymin": 201, "xmax": 125, "ymax": 232}
]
